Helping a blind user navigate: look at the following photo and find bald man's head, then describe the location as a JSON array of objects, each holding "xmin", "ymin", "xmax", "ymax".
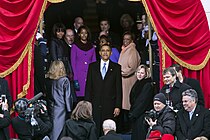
[
  {"xmin": 65, "ymin": 29, "xmax": 75, "ymax": 45},
  {"xmin": 74, "ymin": 17, "xmax": 84, "ymax": 30}
]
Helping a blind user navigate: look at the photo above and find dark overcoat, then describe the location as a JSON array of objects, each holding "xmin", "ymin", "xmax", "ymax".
[
  {"xmin": 99, "ymin": 130, "xmax": 123, "ymax": 140},
  {"xmin": 85, "ymin": 60, "xmax": 122, "ymax": 136},
  {"xmin": 176, "ymin": 105, "xmax": 210, "ymax": 140},
  {"xmin": 129, "ymin": 78, "xmax": 154, "ymax": 140},
  {"xmin": 0, "ymin": 111, "xmax": 10, "ymax": 140},
  {"xmin": 160, "ymin": 80, "xmax": 191, "ymax": 110}
]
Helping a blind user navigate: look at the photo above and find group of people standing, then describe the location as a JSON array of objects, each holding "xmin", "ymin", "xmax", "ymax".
[
  {"xmin": 40, "ymin": 15, "xmax": 143, "ymax": 139},
  {"xmin": 1, "ymin": 13, "xmax": 209, "ymax": 140},
  {"xmin": 33, "ymin": 14, "xmax": 210, "ymax": 140}
]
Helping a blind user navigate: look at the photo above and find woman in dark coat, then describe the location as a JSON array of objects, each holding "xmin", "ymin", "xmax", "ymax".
[
  {"xmin": 129, "ymin": 64, "xmax": 154, "ymax": 140},
  {"xmin": 49, "ymin": 23, "xmax": 73, "ymax": 78},
  {"xmin": 47, "ymin": 61, "xmax": 73, "ymax": 140},
  {"xmin": 59, "ymin": 101, "xmax": 97, "ymax": 140}
]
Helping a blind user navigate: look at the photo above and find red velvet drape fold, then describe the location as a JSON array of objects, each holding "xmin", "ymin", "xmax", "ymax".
[
  {"xmin": 143, "ymin": 0, "xmax": 210, "ymax": 107},
  {"xmin": 0, "ymin": 0, "xmax": 48, "ymax": 138},
  {"xmin": 0, "ymin": 0, "xmax": 48, "ymax": 97}
]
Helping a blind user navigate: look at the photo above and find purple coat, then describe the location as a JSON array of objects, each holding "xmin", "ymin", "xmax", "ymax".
[{"xmin": 71, "ymin": 44, "xmax": 96, "ymax": 97}]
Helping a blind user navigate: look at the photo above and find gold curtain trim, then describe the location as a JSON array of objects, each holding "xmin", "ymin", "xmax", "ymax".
[
  {"xmin": 162, "ymin": 47, "xmax": 165, "ymax": 70},
  {"xmin": 47, "ymin": 0, "xmax": 65, "ymax": 3},
  {"xmin": 10, "ymin": 0, "xmax": 48, "ymax": 114},
  {"xmin": 0, "ymin": 46, "xmax": 29, "ymax": 78},
  {"xmin": 142, "ymin": 0, "xmax": 210, "ymax": 70},
  {"xmin": 17, "ymin": 0, "xmax": 48, "ymax": 99}
]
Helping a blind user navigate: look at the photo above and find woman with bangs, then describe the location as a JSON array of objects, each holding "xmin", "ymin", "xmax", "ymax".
[
  {"xmin": 49, "ymin": 23, "xmax": 73, "ymax": 80},
  {"xmin": 59, "ymin": 101, "xmax": 97, "ymax": 140},
  {"xmin": 47, "ymin": 60, "xmax": 73, "ymax": 140}
]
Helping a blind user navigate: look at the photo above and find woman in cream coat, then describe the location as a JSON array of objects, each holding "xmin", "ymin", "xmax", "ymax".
[
  {"xmin": 118, "ymin": 31, "xmax": 141, "ymax": 110},
  {"xmin": 118, "ymin": 31, "xmax": 140, "ymax": 132}
]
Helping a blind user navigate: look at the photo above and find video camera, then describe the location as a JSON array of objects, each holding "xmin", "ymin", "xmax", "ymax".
[
  {"xmin": 145, "ymin": 109, "xmax": 158, "ymax": 121},
  {"xmin": 24, "ymin": 99, "xmax": 47, "ymax": 123},
  {"xmin": 15, "ymin": 92, "xmax": 46, "ymax": 124}
]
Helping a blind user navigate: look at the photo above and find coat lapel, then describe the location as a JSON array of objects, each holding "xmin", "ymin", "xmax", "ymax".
[
  {"xmin": 182, "ymin": 110, "xmax": 191, "ymax": 127},
  {"xmin": 190, "ymin": 105, "xmax": 200, "ymax": 125},
  {"xmin": 94, "ymin": 61, "xmax": 103, "ymax": 79}
]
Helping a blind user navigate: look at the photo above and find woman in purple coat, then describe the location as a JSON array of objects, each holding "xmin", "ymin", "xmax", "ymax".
[{"xmin": 71, "ymin": 25, "xmax": 96, "ymax": 100}]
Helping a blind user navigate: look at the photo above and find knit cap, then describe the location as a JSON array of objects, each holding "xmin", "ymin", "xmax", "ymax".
[{"xmin": 153, "ymin": 93, "xmax": 167, "ymax": 105}]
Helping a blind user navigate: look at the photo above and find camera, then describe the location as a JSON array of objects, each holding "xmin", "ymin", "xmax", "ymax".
[
  {"xmin": 145, "ymin": 109, "xmax": 158, "ymax": 121},
  {"xmin": 24, "ymin": 99, "xmax": 47, "ymax": 124}
]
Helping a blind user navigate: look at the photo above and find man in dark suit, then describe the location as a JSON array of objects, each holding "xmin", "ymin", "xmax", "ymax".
[
  {"xmin": 176, "ymin": 89, "xmax": 210, "ymax": 140},
  {"xmin": 160, "ymin": 67, "xmax": 191, "ymax": 110},
  {"xmin": 99, "ymin": 119, "xmax": 123, "ymax": 140},
  {"xmin": 171, "ymin": 63, "xmax": 205, "ymax": 106},
  {"xmin": 85, "ymin": 44, "xmax": 122, "ymax": 136}
]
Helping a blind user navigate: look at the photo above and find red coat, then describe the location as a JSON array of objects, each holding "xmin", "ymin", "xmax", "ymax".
[{"xmin": 146, "ymin": 130, "xmax": 174, "ymax": 140}]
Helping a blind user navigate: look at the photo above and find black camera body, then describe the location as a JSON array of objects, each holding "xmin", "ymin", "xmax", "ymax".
[
  {"xmin": 24, "ymin": 100, "xmax": 47, "ymax": 123},
  {"xmin": 145, "ymin": 109, "xmax": 158, "ymax": 121}
]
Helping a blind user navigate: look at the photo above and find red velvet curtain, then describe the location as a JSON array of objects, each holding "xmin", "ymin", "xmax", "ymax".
[
  {"xmin": 0, "ymin": 0, "xmax": 64, "ymax": 138},
  {"xmin": 142, "ymin": 0, "xmax": 210, "ymax": 108}
]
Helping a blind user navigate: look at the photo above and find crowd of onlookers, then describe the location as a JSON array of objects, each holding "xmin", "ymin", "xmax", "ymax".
[{"xmin": 0, "ymin": 12, "xmax": 210, "ymax": 140}]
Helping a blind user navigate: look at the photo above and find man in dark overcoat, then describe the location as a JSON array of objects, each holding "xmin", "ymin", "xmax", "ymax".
[
  {"xmin": 176, "ymin": 89, "xmax": 210, "ymax": 140},
  {"xmin": 160, "ymin": 67, "xmax": 191, "ymax": 110},
  {"xmin": 85, "ymin": 44, "xmax": 122, "ymax": 136}
]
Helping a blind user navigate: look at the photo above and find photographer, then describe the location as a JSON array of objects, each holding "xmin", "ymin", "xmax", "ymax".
[
  {"xmin": 145, "ymin": 93, "xmax": 175, "ymax": 139},
  {"xmin": 12, "ymin": 98, "xmax": 52, "ymax": 140},
  {"xmin": 0, "ymin": 98, "xmax": 11, "ymax": 140}
]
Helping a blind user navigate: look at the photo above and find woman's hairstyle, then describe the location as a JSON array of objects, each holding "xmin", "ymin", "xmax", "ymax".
[
  {"xmin": 135, "ymin": 64, "xmax": 151, "ymax": 79},
  {"xmin": 52, "ymin": 23, "xmax": 66, "ymax": 38},
  {"xmin": 77, "ymin": 25, "xmax": 91, "ymax": 41},
  {"xmin": 47, "ymin": 60, "xmax": 66, "ymax": 80},
  {"xmin": 99, "ymin": 35, "xmax": 112, "ymax": 46},
  {"xmin": 71, "ymin": 101, "xmax": 92, "ymax": 120},
  {"xmin": 120, "ymin": 14, "xmax": 134, "ymax": 28},
  {"xmin": 123, "ymin": 31, "xmax": 135, "ymax": 41}
]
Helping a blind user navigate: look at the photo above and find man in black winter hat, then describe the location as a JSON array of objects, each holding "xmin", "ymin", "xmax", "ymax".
[{"xmin": 145, "ymin": 93, "xmax": 176, "ymax": 137}]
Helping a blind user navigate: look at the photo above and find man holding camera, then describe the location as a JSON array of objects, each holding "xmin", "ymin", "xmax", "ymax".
[
  {"xmin": 12, "ymin": 98, "xmax": 52, "ymax": 140},
  {"xmin": 145, "ymin": 93, "xmax": 176, "ymax": 139},
  {"xmin": 0, "ymin": 98, "xmax": 11, "ymax": 140}
]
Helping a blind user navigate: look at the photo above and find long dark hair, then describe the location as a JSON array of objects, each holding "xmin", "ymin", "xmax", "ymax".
[{"xmin": 52, "ymin": 23, "xmax": 66, "ymax": 38}]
